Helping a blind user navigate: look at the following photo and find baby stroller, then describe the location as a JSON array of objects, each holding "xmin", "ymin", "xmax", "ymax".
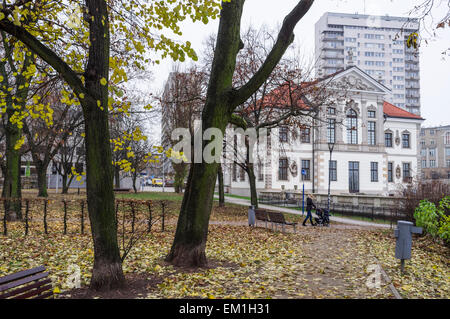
[{"xmin": 314, "ymin": 208, "xmax": 330, "ymax": 227}]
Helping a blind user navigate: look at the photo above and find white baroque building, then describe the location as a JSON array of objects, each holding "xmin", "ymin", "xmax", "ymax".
[{"xmin": 223, "ymin": 66, "xmax": 424, "ymax": 197}]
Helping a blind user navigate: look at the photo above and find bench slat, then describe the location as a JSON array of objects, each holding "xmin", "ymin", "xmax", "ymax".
[
  {"xmin": 255, "ymin": 209, "xmax": 269, "ymax": 221},
  {"xmin": 0, "ymin": 278, "xmax": 51, "ymax": 299},
  {"xmin": 0, "ymin": 266, "xmax": 46, "ymax": 285},
  {"xmin": 33, "ymin": 290, "xmax": 54, "ymax": 299},
  {"xmin": 267, "ymin": 212, "xmax": 297, "ymax": 231},
  {"xmin": 13, "ymin": 284, "xmax": 53, "ymax": 299},
  {"xmin": 33, "ymin": 291, "xmax": 53, "ymax": 299},
  {"xmin": 0, "ymin": 272, "xmax": 49, "ymax": 292},
  {"xmin": 268, "ymin": 212, "xmax": 285, "ymax": 223}
]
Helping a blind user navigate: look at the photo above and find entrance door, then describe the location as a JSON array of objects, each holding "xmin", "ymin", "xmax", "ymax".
[{"xmin": 349, "ymin": 161, "xmax": 359, "ymax": 193}]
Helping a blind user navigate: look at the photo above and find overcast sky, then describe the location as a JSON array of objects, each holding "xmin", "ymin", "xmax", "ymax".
[{"xmin": 147, "ymin": 0, "xmax": 450, "ymax": 139}]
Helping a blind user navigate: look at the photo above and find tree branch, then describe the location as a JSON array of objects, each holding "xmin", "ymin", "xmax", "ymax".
[
  {"xmin": 229, "ymin": 114, "xmax": 248, "ymax": 129},
  {"xmin": 0, "ymin": 19, "xmax": 86, "ymax": 97},
  {"xmin": 229, "ymin": 0, "xmax": 314, "ymax": 107}
]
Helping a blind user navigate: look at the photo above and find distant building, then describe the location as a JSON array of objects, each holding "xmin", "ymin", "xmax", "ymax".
[
  {"xmin": 161, "ymin": 72, "xmax": 179, "ymax": 176},
  {"xmin": 419, "ymin": 125, "xmax": 450, "ymax": 181},
  {"xmin": 315, "ymin": 12, "xmax": 421, "ymax": 115},
  {"xmin": 223, "ymin": 66, "xmax": 424, "ymax": 196}
]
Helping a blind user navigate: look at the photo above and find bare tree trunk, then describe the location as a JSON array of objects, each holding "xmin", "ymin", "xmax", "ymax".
[
  {"xmin": 132, "ymin": 171, "xmax": 138, "ymax": 193},
  {"xmin": 36, "ymin": 163, "xmax": 49, "ymax": 198},
  {"xmin": 165, "ymin": 0, "xmax": 314, "ymax": 267},
  {"xmin": 246, "ymin": 163, "xmax": 258, "ymax": 208},
  {"xmin": 218, "ymin": 164, "xmax": 225, "ymax": 207},
  {"xmin": 61, "ymin": 174, "xmax": 69, "ymax": 194},
  {"xmin": 114, "ymin": 165, "xmax": 120, "ymax": 189},
  {"xmin": 2, "ymin": 113, "xmax": 22, "ymax": 220},
  {"xmin": 166, "ymin": 160, "xmax": 222, "ymax": 266},
  {"xmin": 78, "ymin": 0, "xmax": 124, "ymax": 291}
]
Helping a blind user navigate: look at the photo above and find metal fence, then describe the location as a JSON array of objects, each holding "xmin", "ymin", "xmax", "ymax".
[
  {"xmin": 1, "ymin": 198, "xmax": 172, "ymax": 236},
  {"xmin": 258, "ymin": 192, "xmax": 408, "ymax": 226}
]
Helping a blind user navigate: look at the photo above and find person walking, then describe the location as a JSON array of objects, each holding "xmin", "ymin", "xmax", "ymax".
[{"xmin": 303, "ymin": 194, "xmax": 317, "ymax": 226}]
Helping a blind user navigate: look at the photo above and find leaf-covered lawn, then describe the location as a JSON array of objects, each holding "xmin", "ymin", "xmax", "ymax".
[
  {"xmin": 0, "ymin": 200, "xmax": 448, "ymax": 299},
  {"xmin": 355, "ymin": 231, "xmax": 449, "ymax": 299}
]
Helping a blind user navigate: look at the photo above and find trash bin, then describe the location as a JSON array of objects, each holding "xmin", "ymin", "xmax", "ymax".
[{"xmin": 248, "ymin": 205, "xmax": 255, "ymax": 227}]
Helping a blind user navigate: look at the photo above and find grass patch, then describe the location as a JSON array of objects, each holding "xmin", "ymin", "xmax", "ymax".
[
  {"xmin": 116, "ymin": 192, "xmax": 184, "ymax": 202},
  {"xmin": 214, "ymin": 193, "xmax": 251, "ymax": 201}
]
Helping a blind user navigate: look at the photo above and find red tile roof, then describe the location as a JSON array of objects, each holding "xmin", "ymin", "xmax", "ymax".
[
  {"xmin": 243, "ymin": 81, "xmax": 311, "ymax": 114},
  {"xmin": 383, "ymin": 101, "xmax": 424, "ymax": 120}
]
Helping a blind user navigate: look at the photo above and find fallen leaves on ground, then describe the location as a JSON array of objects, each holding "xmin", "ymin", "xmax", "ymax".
[
  {"xmin": 0, "ymin": 200, "xmax": 448, "ymax": 299},
  {"xmin": 356, "ymin": 230, "xmax": 449, "ymax": 299}
]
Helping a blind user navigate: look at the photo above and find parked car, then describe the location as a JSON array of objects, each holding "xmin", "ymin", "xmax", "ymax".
[
  {"xmin": 164, "ymin": 179, "xmax": 175, "ymax": 187},
  {"xmin": 152, "ymin": 178, "xmax": 163, "ymax": 187}
]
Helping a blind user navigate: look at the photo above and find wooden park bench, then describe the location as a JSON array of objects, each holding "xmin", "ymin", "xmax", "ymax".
[
  {"xmin": 267, "ymin": 211, "xmax": 297, "ymax": 233},
  {"xmin": 0, "ymin": 266, "xmax": 54, "ymax": 299},
  {"xmin": 254, "ymin": 209, "xmax": 270, "ymax": 228}
]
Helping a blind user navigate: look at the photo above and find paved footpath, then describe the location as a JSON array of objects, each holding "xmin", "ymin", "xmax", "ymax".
[{"xmin": 214, "ymin": 195, "xmax": 392, "ymax": 229}]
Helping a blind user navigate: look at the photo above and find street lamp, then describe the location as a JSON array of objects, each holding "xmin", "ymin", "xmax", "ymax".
[{"xmin": 327, "ymin": 141, "xmax": 335, "ymax": 213}]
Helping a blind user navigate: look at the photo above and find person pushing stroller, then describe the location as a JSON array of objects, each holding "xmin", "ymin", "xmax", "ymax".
[{"xmin": 303, "ymin": 194, "xmax": 317, "ymax": 226}]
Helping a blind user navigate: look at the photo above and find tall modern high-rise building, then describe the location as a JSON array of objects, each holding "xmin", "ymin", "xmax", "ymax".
[{"xmin": 315, "ymin": 12, "xmax": 421, "ymax": 115}]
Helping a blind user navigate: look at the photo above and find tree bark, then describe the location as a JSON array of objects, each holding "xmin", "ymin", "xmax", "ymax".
[
  {"xmin": 166, "ymin": 0, "xmax": 314, "ymax": 267},
  {"xmin": 114, "ymin": 165, "xmax": 121, "ymax": 189},
  {"xmin": 83, "ymin": 0, "xmax": 124, "ymax": 290},
  {"xmin": 84, "ymin": 101, "xmax": 124, "ymax": 290},
  {"xmin": 132, "ymin": 171, "xmax": 138, "ymax": 193},
  {"xmin": 166, "ymin": 98, "xmax": 231, "ymax": 266},
  {"xmin": 2, "ymin": 117, "xmax": 22, "ymax": 220},
  {"xmin": 173, "ymin": 163, "xmax": 187, "ymax": 194},
  {"xmin": 61, "ymin": 174, "xmax": 69, "ymax": 194},
  {"xmin": 218, "ymin": 164, "xmax": 225, "ymax": 207},
  {"xmin": 36, "ymin": 163, "xmax": 48, "ymax": 198},
  {"xmin": 247, "ymin": 163, "xmax": 258, "ymax": 208}
]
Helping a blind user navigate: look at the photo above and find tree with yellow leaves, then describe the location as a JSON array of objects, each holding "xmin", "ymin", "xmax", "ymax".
[
  {"xmin": 0, "ymin": 34, "xmax": 40, "ymax": 220},
  {"xmin": 0, "ymin": 0, "xmax": 223, "ymax": 290}
]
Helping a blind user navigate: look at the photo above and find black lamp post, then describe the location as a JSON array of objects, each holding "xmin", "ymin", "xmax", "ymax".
[{"xmin": 327, "ymin": 141, "xmax": 335, "ymax": 213}]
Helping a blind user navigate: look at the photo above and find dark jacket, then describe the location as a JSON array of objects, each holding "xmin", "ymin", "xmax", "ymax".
[{"xmin": 306, "ymin": 197, "xmax": 316, "ymax": 210}]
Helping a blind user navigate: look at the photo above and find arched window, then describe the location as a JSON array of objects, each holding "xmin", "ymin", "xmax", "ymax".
[{"xmin": 346, "ymin": 109, "xmax": 358, "ymax": 144}]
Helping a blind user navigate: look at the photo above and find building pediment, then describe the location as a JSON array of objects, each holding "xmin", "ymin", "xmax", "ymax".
[{"xmin": 324, "ymin": 67, "xmax": 391, "ymax": 95}]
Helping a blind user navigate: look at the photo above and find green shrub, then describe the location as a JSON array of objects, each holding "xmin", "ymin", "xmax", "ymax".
[
  {"xmin": 414, "ymin": 196, "xmax": 450, "ymax": 245},
  {"xmin": 437, "ymin": 197, "xmax": 450, "ymax": 244}
]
